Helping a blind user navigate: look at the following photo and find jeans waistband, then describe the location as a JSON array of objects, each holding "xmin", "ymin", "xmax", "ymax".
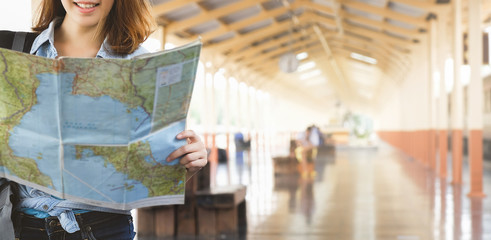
[
  {"xmin": 13, "ymin": 211, "xmax": 133, "ymax": 240},
  {"xmin": 16, "ymin": 211, "xmax": 130, "ymax": 224}
]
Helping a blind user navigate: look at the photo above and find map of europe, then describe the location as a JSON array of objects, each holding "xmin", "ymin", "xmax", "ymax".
[{"xmin": 0, "ymin": 41, "xmax": 201, "ymax": 210}]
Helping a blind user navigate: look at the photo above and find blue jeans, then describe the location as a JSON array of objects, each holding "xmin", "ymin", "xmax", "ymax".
[{"xmin": 14, "ymin": 211, "xmax": 136, "ymax": 240}]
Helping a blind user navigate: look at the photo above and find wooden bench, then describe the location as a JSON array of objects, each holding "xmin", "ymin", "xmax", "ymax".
[
  {"xmin": 273, "ymin": 156, "xmax": 299, "ymax": 175},
  {"xmin": 195, "ymin": 185, "xmax": 247, "ymax": 238},
  {"xmin": 137, "ymin": 163, "xmax": 248, "ymax": 238}
]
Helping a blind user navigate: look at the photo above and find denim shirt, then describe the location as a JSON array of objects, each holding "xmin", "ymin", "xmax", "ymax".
[{"xmin": 17, "ymin": 18, "xmax": 148, "ymax": 233}]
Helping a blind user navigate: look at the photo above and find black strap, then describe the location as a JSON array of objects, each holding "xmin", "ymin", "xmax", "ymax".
[
  {"xmin": 0, "ymin": 31, "xmax": 38, "ymax": 53},
  {"xmin": 12, "ymin": 32, "xmax": 28, "ymax": 52}
]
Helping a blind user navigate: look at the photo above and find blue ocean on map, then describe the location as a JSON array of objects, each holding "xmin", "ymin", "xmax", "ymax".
[
  {"xmin": 0, "ymin": 167, "xmax": 11, "ymax": 175},
  {"xmin": 63, "ymin": 120, "xmax": 186, "ymax": 203},
  {"xmin": 60, "ymin": 73, "xmax": 151, "ymax": 144},
  {"xmin": 62, "ymin": 145, "xmax": 149, "ymax": 203},
  {"xmin": 8, "ymin": 72, "xmax": 187, "ymax": 203},
  {"xmin": 145, "ymin": 119, "xmax": 187, "ymax": 165},
  {"xmin": 9, "ymin": 73, "xmax": 62, "ymax": 190}
]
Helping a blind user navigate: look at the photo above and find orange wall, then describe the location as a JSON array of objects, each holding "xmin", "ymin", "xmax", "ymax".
[{"xmin": 378, "ymin": 130, "xmax": 438, "ymax": 168}]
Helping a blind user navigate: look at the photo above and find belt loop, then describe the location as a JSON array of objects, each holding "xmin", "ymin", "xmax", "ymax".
[
  {"xmin": 13, "ymin": 212, "xmax": 23, "ymax": 240},
  {"xmin": 44, "ymin": 217, "xmax": 51, "ymax": 233},
  {"xmin": 76, "ymin": 214, "xmax": 89, "ymax": 240}
]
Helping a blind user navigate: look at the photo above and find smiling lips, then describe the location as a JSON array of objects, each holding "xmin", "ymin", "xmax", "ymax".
[{"xmin": 73, "ymin": 1, "xmax": 100, "ymax": 13}]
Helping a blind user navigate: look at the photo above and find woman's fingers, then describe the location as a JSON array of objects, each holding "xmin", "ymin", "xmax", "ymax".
[
  {"xmin": 166, "ymin": 130, "xmax": 208, "ymax": 171},
  {"xmin": 185, "ymin": 158, "xmax": 208, "ymax": 172},
  {"xmin": 166, "ymin": 142, "xmax": 201, "ymax": 162},
  {"xmin": 176, "ymin": 130, "xmax": 200, "ymax": 143}
]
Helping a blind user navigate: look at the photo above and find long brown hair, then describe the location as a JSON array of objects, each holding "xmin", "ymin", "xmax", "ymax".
[{"xmin": 33, "ymin": 0, "xmax": 155, "ymax": 54}]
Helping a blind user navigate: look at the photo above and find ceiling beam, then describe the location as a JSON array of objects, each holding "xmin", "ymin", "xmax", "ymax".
[
  {"xmin": 208, "ymin": 14, "xmax": 311, "ymax": 55},
  {"xmin": 331, "ymin": 33, "xmax": 410, "ymax": 63},
  {"xmin": 332, "ymin": 35, "xmax": 409, "ymax": 67},
  {"xmin": 343, "ymin": 0, "xmax": 428, "ymax": 29},
  {"xmin": 305, "ymin": 11, "xmax": 345, "ymax": 28},
  {"xmin": 257, "ymin": 49, "xmax": 394, "ymax": 78},
  {"xmin": 389, "ymin": 0, "xmax": 449, "ymax": 14},
  {"xmin": 201, "ymin": 5, "xmax": 294, "ymax": 42},
  {"xmin": 481, "ymin": 1, "xmax": 491, "ymax": 25},
  {"xmin": 300, "ymin": 0, "xmax": 335, "ymax": 16},
  {"xmin": 341, "ymin": 12, "xmax": 422, "ymax": 41},
  {"xmin": 250, "ymin": 38, "xmax": 400, "ymax": 74},
  {"xmin": 152, "ymin": 0, "xmax": 200, "ymax": 17},
  {"xmin": 242, "ymin": 38, "xmax": 319, "ymax": 67},
  {"xmin": 200, "ymin": 1, "xmax": 304, "ymax": 42},
  {"xmin": 342, "ymin": 23, "xmax": 413, "ymax": 49},
  {"xmin": 329, "ymin": 43, "xmax": 400, "ymax": 71},
  {"xmin": 305, "ymin": 20, "xmax": 413, "ymax": 70},
  {"xmin": 306, "ymin": 12, "xmax": 413, "ymax": 49},
  {"xmin": 252, "ymin": 44, "xmax": 324, "ymax": 73},
  {"xmin": 166, "ymin": 0, "xmax": 270, "ymax": 32},
  {"xmin": 229, "ymin": 29, "xmax": 315, "ymax": 62},
  {"xmin": 329, "ymin": 39, "xmax": 403, "ymax": 66}
]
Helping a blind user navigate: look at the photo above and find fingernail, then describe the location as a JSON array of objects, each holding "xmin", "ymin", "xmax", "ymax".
[{"xmin": 177, "ymin": 134, "xmax": 182, "ymax": 138}]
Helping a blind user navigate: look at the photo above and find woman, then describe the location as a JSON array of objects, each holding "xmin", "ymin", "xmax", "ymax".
[{"xmin": 12, "ymin": 0, "xmax": 208, "ymax": 239}]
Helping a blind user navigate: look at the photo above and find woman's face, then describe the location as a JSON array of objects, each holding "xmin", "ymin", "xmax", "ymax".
[{"xmin": 61, "ymin": 0, "xmax": 115, "ymax": 28}]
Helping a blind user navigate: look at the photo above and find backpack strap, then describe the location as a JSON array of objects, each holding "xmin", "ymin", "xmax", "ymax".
[
  {"xmin": 12, "ymin": 32, "xmax": 28, "ymax": 52},
  {"xmin": 0, "ymin": 30, "xmax": 39, "ymax": 53}
]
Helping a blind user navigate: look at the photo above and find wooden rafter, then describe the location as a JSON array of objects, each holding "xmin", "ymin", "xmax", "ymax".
[
  {"xmin": 330, "ymin": 44, "xmax": 400, "ymax": 71},
  {"xmin": 300, "ymin": 0, "xmax": 335, "ymax": 15},
  {"xmin": 343, "ymin": 23, "xmax": 413, "ymax": 49},
  {"xmin": 341, "ymin": 12, "xmax": 421, "ymax": 40},
  {"xmin": 200, "ymin": 2, "xmax": 303, "ymax": 42},
  {"xmin": 229, "ymin": 28, "xmax": 315, "ymax": 62},
  {"xmin": 243, "ymin": 38, "xmax": 319, "ymax": 66},
  {"xmin": 329, "ymin": 37, "xmax": 409, "ymax": 70},
  {"xmin": 147, "ymin": 0, "xmax": 435, "ymax": 108},
  {"xmin": 343, "ymin": 0, "xmax": 427, "ymax": 29},
  {"xmin": 329, "ymin": 40, "xmax": 404, "ymax": 69},
  {"xmin": 208, "ymin": 15, "xmax": 310, "ymax": 54},
  {"xmin": 252, "ymin": 44, "xmax": 324, "ymax": 73},
  {"xmin": 153, "ymin": 0, "xmax": 200, "ymax": 17},
  {"xmin": 166, "ymin": 0, "xmax": 270, "ymax": 32},
  {"xmin": 331, "ymin": 34, "xmax": 410, "ymax": 64},
  {"xmin": 389, "ymin": 0, "xmax": 449, "ymax": 13},
  {"xmin": 307, "ymin": 11, "xmax": 413, "ymax": 49}
]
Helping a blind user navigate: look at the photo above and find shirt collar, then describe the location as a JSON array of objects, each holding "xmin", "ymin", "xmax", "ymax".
[
  {"xmin": 30, "ymin": 18, "xmax": 127, "ymax": 59},
  {"xmin": 30, "ymin": 18, "xmax": 60, "ymax": 55}
]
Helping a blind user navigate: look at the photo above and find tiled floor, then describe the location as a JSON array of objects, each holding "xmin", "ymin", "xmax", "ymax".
[{"xmin": 244, "ymin": 143, "xmax": 491, "ymax": 240}]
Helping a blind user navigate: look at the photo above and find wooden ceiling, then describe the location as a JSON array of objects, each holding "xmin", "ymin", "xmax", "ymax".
[{"xmin": 148, "ymin": 0, "xmax": 462, "ymax": 110}]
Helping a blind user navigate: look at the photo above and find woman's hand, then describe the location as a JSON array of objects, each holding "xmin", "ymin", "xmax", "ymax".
[{"xmin": 167, "ymin": 130, "xmax": 208, "ymax": 173}]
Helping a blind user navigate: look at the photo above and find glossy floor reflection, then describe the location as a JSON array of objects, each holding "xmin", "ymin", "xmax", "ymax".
[
  {"xmin": 135, "ymin": 142, "xmax": 491, "ymax": 240},
  {"xmin": 245, "ymin": 143, "xmax": 491, "ymax": 240}
]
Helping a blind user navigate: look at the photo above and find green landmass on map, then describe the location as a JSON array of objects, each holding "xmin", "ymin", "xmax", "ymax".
[
  {"xmin": 75, "ymin": 141, "xmax": 186, "ymax": 197},
  {"xmin": 152, "ymin": 79, "xmax": 193, "ymax": 131},
  {"xmin": 61, "ymin": 58, "xmax": 147, "ymax": 111},
  {"xmin": 0, "ymin": 49, "xmax": 54, "ymax": 187},
  {"xmin": 60, "ymin": 44, "xmax": 200, "ymax": 120},
  {"xmin": 133, "ymin": 46, "xmax": 200, "ymax": 132}
]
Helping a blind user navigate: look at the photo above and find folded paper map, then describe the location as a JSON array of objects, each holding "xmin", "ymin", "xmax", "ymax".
[{"xmin": 0, "ymin": 40, "xmax": 201, "ymax": 210}]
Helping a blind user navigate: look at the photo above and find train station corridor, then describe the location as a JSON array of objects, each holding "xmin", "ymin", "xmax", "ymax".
[{"xmin": 3, "ymin": 1, "xmax": 491, "ymax": 240}]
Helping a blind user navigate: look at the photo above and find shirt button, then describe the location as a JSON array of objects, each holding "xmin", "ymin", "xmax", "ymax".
[{"xmin": 43, "ymin": 205, "xmax": 49, "ymax": 210}]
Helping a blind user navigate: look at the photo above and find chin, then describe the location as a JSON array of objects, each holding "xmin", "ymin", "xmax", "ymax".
[{"xmin": 69, "ymin": 15, "xmax": 103, "ymax": 29}]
